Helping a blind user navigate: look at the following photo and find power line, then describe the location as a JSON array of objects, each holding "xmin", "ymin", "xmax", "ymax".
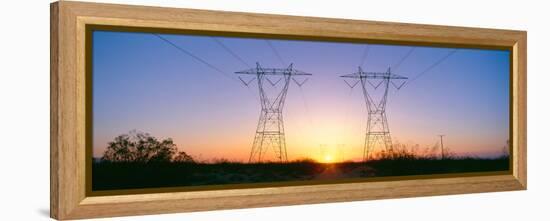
[
  {"xmin": 265, "ymin": 40, "xmax": 286, "ymax": 66},
  {"xmin": 153, "ymin": 34, "xmax": 239, "ymax": 83},
  {"xmin": 298, "ymin": 85, "xmax": 313, "ymax": 125},
  {"xmin": 359, "ymin": 45, "xmax": 370, "ymax": 67},
  {"xmin": 270, "ymin": 41, "xmax": 312, "ymax": 121},
  {"xmin": 212, "ymin": 37, "xmax": 252, "ymax": 68},
  {"xmin": 404, "ymin": 49, "xmax": 458, "ymax": 87},
  {"xmin": 207, "ymin": 37, "xmax": 261, "ymax": 103},
  {"xmin": 263, "ymin": 39, "xmax": 314, "ymax": 129},
  {"xmin": 347, "ymin": 44, "xmax": 370, "ymax": 96},
  {"xmin": 392, "ymin": 47, "xmax": 415, "ymax": 72}
]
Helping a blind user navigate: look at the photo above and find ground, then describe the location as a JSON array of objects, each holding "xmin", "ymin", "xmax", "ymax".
[{"xmin": 92, "ymin": 157, "xmax": 509, "ymax": 191}]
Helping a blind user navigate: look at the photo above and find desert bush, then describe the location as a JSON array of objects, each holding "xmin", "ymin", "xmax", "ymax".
[
  {"xmin": 369, "ymin": 142, "xmax": 457, "ymax": 161},
  {"xmin": 101, "ymin": 130, "xmax": 192, "ymax": 163}
]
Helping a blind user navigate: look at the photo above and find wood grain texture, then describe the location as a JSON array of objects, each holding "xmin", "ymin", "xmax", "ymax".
[
  {"xmin": 50, "ymin": 2, "xmax": 59, "ymax": 218},
  {"xmin": 514, "ymin": 33, "xmax": 528, "ymax": 187},
  {"xmin": 50, "ymin": 1, "xmax": 527, "ymax": 219}
]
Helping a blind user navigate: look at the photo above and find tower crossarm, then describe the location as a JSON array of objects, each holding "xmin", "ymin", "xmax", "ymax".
[
  {"xmin": 235, "ymin": 62, "xmax": 312, "ymax": 76},
  {"xmin": 340, "ymin": 72, "xmax": 407, "ymax": 80},
  {"xmin": 236, "ymin": 68, "xmax": 312, "ymax": 76}
]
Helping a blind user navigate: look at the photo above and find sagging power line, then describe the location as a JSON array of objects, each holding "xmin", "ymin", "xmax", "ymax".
[
  {"xmin": 212, "ymin": 37, "xmax": 252, "ymax": 68},
  {"xmin": 404, "ymin": 49, "xmax": 458, "ymax": 87},
  {"xmin": 392, "ymin": 47, "xmax": 416, "ymax": 72},
  {"xmin": 265, "ymin": 40, "xmax": 287, "ymax": 66},
  {"xmin": 153, "ymin": 34, "xmax": 240, "ymax": 83},
  {"xmin": 359, "ymin": 45, "xmax": 370, "ymax": 67}
]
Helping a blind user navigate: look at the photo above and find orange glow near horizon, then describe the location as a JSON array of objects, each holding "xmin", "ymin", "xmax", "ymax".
[{"xmin": 93, "ymin": 130, "xmax": 508, "ymax": 162}]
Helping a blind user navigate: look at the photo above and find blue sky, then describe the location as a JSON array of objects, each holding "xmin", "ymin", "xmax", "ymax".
[{"xmin": 92, "ymin": 30, "xmax": 510, "ymax": 161}]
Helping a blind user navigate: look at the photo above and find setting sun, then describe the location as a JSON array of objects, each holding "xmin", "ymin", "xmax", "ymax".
[{"xmin": 323, "ymin": 154, "xmax": 334, "ymax": 163}]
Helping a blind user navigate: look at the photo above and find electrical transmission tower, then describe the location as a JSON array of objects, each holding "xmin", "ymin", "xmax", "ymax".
[
  {"xmin": 341, "ymin": 67, "xmax": 407, "ymax": 161},
  {"xmin": 236, "ymin": 62, "xmax": 311, "ymax": 163}
]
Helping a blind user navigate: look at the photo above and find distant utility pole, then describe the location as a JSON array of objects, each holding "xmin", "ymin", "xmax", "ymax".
[
  {"xmin": 438, "ymin": 134, "xmax": 445, "ymax": 159},
  {"xmin": 236, "ymin": 62, "xmax": 311, "ymax": 163}
]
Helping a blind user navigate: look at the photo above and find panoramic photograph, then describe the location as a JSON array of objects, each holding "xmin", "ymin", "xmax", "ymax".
[{"xmin": 91, "ymin": 30, "xmax": 510, "ymax": 191}]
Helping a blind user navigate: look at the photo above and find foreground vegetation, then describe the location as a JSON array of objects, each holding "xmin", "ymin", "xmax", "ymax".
[{"xmin": 92, "ymin": 156, "xmax": 509, "ymax": 191}]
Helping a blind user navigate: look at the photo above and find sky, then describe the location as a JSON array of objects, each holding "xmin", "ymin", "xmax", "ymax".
[{"xmin": 92, "ymin": 30, "xmax": 510, "ymax": 162}]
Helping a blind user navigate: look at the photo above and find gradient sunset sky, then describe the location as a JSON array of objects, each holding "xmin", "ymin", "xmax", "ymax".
[{"xmin": 92, "ymin": 30, "xmax": 510, "ymax": 162}]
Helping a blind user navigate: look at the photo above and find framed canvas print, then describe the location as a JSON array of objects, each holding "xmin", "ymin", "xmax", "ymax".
[{"xmin": 50, "ymin": 1, "xmax": 527, "ymax": 220}]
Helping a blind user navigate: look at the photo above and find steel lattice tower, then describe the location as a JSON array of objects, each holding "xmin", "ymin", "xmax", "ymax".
[
  {"xmin": 236, "ymin": 62, "xmax": 311, "ymax": 163},
  {"xmin": 341, "ymin": 67, "xmax": 407, "ymax": 161}
]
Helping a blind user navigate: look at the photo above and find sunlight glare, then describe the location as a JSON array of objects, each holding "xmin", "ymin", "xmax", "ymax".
[{"xmin": 323, "ymin": 154, "xmax": 333, "ymax": 163}]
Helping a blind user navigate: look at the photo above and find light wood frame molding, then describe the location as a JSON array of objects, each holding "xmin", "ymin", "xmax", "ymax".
[{"xmin": 50, "ymin": 1, "xmax": 527, "ymax": 220}]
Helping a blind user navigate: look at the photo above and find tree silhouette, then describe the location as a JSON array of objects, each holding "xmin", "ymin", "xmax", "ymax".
[
  {"xmin": 172, "ymin": 151, "xmax": 195, "ymax": 163},
  {"xmin": 101, "ymin": 130, "xmax": 182, "ymax": 163}
]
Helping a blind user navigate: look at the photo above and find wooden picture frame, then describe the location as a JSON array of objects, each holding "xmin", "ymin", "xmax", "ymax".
[{"xmin": 50, "ymin": 1, "xmax": 527, "ymax": 220}]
